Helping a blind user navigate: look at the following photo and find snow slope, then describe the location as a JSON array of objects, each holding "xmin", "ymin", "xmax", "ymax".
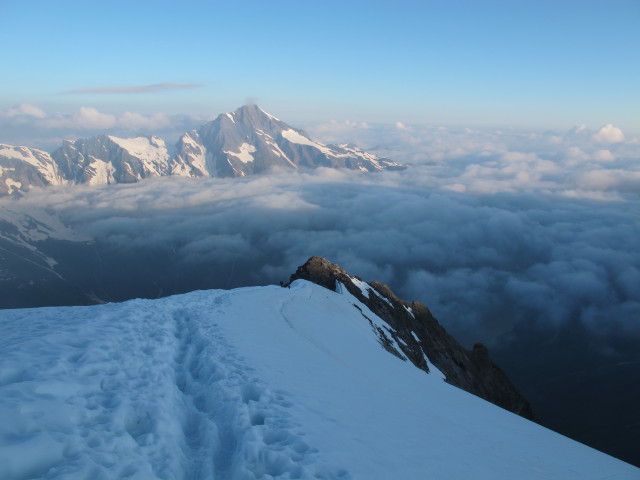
[{"xmin": 0, "ymin": 280, "xmax": 636, "ymax": 479}]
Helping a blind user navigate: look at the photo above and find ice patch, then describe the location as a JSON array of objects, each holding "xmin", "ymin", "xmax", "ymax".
[
  {"xmin": 369, "ymin": 286, "xmax": 393, "ymax": 307},
  {"xmin": 266, "ymin": 140, "xmax": 296, "ymax": 167},
  {"xmin": 225, "ymin": 143, "xmax": 257, "ymax": 164},
  {"xmin": 281, "ymin": 129, "xmax": 336, "ymax": 157},
  {"xmin": 5, "ymin": 178, "xmax": 21, "ymax": 194},
  {"xmin": 349, "ymin": 276, "xmax": 371, "ymax": 299}
]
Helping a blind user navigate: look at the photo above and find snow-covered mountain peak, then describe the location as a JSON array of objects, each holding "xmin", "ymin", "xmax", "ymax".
[
  {"xmin": 0, "ymin": 144, "xmax": 64, "ymax": 195},
  {"xmin": 235, "ymin": 103, "xmax": 281, "ymax": 122},
  {"xmin": 288, "ymin": 256, "xmax": 535, "ymax": 418},
  {"xmin": 107, "ymin": 134, "xmax": 166, "ymax": 149},
  {"xmin": 50, "ymin": 134, "xmax": 170, "ymax": 185},
  {"xmin": 213, "ymin": 104, "xmax": 288, "ymax": 138},
  {"xmin": 1, "ymin": 106, "xmax": 405, "ymax": 195},
  {"xmin": 0, "ymin": 261, "xmax": 637, "ymax": 478},
  {"xmin": 106, "ymin": 135, "xmax": 169, "ymax": 166},
  {"xmin": 0, "ymin": 143, "xmax": 49, "ymax": 160}
]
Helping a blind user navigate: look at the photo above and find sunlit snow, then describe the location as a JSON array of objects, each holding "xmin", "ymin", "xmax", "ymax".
[
  {"xmin": 349, "ymin": 276, "xmax": 371, "ymax": 298},
  {"xmin": 0, "ymin": 144, "xmax": 63, "ymax": 185},
  {"xmin": 5, "ymin": 178, "xmax": 21, "ymax": 194},
  {"xmin": 85, "ymin": 157, "xmax": 115, "ymax": 186},
  {"xmin": 281, "ymin": 129, "xmax": 336, "ymax": 157},
  {"xmin": 225, "ymin": 143, "xmax": 257, "ymax": 164},
  {"xmin": 258, "ymin": 106, "xmax": 280, "ymax": 122},
  {"xmin": 107, "ymin": 136, "xmax": 169, "ymax": 175}
]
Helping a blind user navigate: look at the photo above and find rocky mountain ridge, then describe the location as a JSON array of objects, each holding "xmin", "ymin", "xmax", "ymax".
[
  {"xmin": 0, "ymin": 104, "xmax": 403, "ymax": 196},
  {"xmin": 288, "ymin": 256, "xmax": 535, "ymax": 420}
]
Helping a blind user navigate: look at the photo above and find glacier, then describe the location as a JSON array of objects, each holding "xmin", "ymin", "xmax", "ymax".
[{"xmin": 0, "ymin": 280, "xmax": 637, "ymax": 479}]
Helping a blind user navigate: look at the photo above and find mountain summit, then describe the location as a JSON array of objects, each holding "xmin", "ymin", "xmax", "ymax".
[
  {"xmin": 172, "ymin": 104, "xmax": 402, "ymax": 178},
  {"xmin": 1, "ymin": 257, "xmax": 636, "ymax": 478},
  {"xmin": 0, "ymin": 105, "xmax": 403, "ymax": 196},
  {"xmin": 289, "ymin": 256, "xmax": 534, "ymax": 419}
]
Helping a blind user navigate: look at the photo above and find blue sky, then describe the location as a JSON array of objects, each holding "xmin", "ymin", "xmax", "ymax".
[{"xmin": 1, "ymin": 0, "xmax": 639, "ymax": 131}]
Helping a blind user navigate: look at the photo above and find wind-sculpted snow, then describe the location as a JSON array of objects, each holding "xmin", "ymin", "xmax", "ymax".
[{"xmin": 0, "ymin": 281, "xmax": 637, "ymax": 479}]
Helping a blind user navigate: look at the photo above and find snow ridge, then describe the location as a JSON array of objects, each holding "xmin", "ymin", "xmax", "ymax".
[
  {"xmin": 171, "ymin": 294, "xmax": 330, "ymax": 479},
  {"xmin": 1, "ymin": 281, "xmax": 636, "ymax": 479},
  {"xmin": 0, "ymin": 288, "xmax": 349, "ymax": 479}
]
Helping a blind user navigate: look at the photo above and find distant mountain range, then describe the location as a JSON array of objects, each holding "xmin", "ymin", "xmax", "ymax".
[{"xmin": 0, "ymin": 104, "xmax": 404, "ymax": 196}]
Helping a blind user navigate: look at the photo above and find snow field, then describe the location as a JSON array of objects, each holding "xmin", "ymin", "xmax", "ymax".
[
  {"xmin": 224, "ymin": 143, "xmax": 257, "ymax": 164},
  {"xmin": 107, "ymin": 136, "xmax": 169, "ymax": 176},
  {"xmin": 0, "ymin": 290, "xmax": 346, "ymax": 479},
  {"xmin": 0, "ymin": 280, "xmax": 638, "ymax": 479}
]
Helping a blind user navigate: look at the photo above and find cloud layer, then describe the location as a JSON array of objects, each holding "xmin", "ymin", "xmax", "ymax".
[
  {"xmin": 306, "ymin": 120, "xmax": 640, "ymax": 200},
  {"xmin": 0, "ymin": 104, "xmax": 206, "ymax": 150},
  {"xmin": 2, "ymin": 118, "xmax": 638, "ymax": 350},
  {"xmin": 3, "ymin": 103, "xmax": 46, "ymax": 119},
  {"xmin": 8, "ymin": 152, "xmax": 638, "ymax": 352}
]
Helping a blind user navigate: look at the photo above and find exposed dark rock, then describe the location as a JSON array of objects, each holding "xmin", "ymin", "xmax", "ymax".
[{"xmin": 288, "ymin": 256, "xmax": 535, "ymax": 421}]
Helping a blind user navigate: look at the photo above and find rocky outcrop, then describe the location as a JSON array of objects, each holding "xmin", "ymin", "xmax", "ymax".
[{"xmin": 288, "ymin": 256, "xmax": 535, "ymax": 420}]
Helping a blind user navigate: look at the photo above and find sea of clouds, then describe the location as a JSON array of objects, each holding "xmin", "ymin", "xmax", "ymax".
[
  {"xmin": 5, "ymin": 119, "xmax": 638, "ymax": 351},
  {"xmin": 2, "ymin": 114, "xmax": 639, "ymax": 462}
]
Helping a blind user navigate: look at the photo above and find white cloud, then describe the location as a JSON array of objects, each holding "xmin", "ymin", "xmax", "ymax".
[
  {"xmin": 72, "ymin": 107, "xmax": 117, "ymax": 129},
  {"xmin": 593, "ymin": 124, "xmax": 625, "ymax": 143},
  {"xmin": 3, "ymin": 103, "xmax": 46, "ymax": 119},
  {"xmin": 565, "ymin": 146, "xmax": 591, "ymax": 164},
  {"xmin": 0, "ymin": 106, "xmax": 204, "ymax": 150},
  {"xmin": 592, "ymin": 149, "xmax": 615, "ymax": 162},
  {"xmin": 119, "ymin": 112, "xmax": 171, "ymax": 130},
  {"xmin": 7, "ymin": 167, "xmax": 638, "ymax": 346},
  {"xmin": 578, "ymin": 170, "xmax": 620, "ymax": 190},
  {"xmin": 40, "ymin": 107, "xmax": 117, "ymax": 130},
  {"xmin": 307, "ymin": 120, "xmax": 640, "ymax": 199}
]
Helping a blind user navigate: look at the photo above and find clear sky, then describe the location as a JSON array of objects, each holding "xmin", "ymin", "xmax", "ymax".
[{"xmin": 1, "ymin": 0, "xmax": 639, "ymax": 132}]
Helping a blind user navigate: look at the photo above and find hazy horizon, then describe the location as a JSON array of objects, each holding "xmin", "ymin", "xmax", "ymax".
[{"xmin": 2, "ymin": 0, "xmax": 639, "ymax": 142}]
